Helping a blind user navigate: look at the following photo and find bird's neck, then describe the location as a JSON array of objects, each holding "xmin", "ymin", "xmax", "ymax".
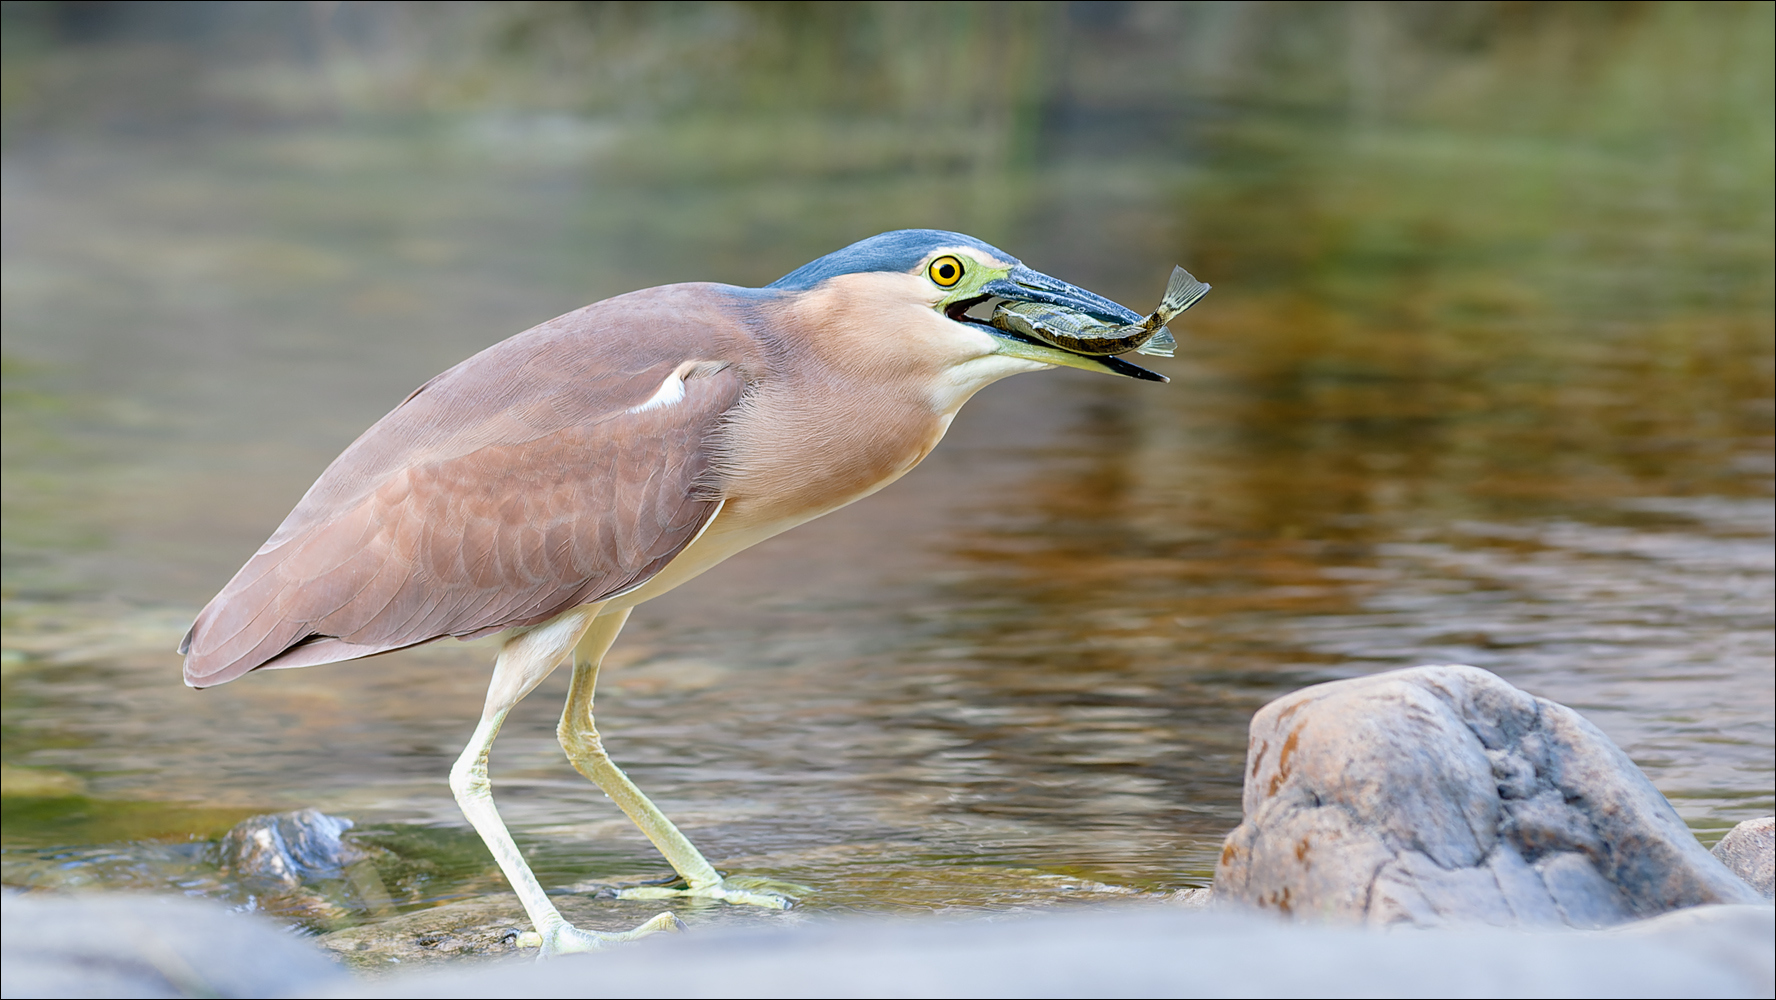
[{"xmin": 711, "ymin": 273, "xmax": 1038, "ymax": 529}]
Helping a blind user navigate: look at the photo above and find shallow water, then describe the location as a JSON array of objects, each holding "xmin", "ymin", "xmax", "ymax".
[{"xmin": 2, "ymin": 2, "xmax": 1771, "ymax": 943}]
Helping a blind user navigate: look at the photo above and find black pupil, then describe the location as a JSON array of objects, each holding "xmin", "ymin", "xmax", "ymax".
[{"xmin": 939, "ymin": 263, "xmax": 955, "ymax": 280}]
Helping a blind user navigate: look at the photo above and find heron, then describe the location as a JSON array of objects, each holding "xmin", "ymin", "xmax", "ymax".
[{"xmin": 180, "ymin": 230, "xmax": 1206, "ymax": 954}]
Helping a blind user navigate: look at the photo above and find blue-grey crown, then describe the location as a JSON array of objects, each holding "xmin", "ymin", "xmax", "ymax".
[{"xmin": 767, "ymin": 230, "xmax": 1017, "ymax": 291}]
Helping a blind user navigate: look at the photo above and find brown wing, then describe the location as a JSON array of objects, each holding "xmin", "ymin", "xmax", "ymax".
[{"xmin": 181, "ymin": 284, "xmax": 761, "ymax": 688}]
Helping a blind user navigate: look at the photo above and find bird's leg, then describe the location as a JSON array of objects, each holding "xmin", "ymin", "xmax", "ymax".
[
  {"xmin": 557, "ymin": 608, "xmax": 801, "ymax": 909},
  {"xmin": 449, "ymin": 606, "xmax": 680, "ymax": 957}
]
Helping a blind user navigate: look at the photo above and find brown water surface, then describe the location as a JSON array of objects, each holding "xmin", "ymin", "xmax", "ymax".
[{"xmin": 2, "ymin": 2, "xmax": 1771, "ymax": 944}]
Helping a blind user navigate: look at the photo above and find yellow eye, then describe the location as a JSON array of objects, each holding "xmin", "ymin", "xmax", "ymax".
[{"xmin": 928, "ymin": 255, "xmax": 964, "ymax": 288}]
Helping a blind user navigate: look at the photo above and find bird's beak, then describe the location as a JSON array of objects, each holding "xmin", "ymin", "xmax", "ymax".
[{"xmin": 968, "ymin": 265, "xmax": 1168, "ymax": 382}]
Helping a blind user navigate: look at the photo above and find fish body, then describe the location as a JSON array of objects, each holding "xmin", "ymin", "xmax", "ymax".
[{"xmin": 991, "ymin": 265, "xmax": 1209, "ymax": 358}]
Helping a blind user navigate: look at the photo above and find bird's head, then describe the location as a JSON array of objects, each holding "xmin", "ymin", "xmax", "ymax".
[{"xmin": 766, "ymin": 230, "xmax": 1172, "ymax": 386}]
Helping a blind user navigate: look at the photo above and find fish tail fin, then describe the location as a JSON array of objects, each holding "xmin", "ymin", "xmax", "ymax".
[{"xmin": 1156, "ymin": 266, "xmax": 1210, "ymax": 321}]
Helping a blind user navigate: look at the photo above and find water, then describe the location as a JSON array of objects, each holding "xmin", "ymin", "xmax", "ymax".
[{"xmin": 2, "ymin": 1, "xmax": 1771, "ymax": 948}]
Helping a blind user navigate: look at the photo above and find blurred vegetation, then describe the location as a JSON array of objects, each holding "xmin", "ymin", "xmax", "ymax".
[
  {"xmin": 4, "ymin": 4, "xmax": 1768, "ymax": 251},
  {"xmin": 4, "ymin": 2, "xmax": 1766, "ymax": 295}
]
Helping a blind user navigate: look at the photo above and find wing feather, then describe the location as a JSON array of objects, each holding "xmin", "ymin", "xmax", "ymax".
[{"xmin": 182, "ymin": 284, "xmax": 761, "ymax": 687}]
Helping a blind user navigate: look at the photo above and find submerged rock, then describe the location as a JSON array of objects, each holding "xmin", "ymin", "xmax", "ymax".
[
  {"xmin": 215, "ymin": 808, "xmax": 395, "ymax": 931},
  {"xmin": 1712, "ymin": 817, "xmax": 1774, "ymax": 899},
  {"xmin": 315, "ymin": 895, "xmax": 535, "ymax": 973},
  {"xmin": 1214, "ymin": 665, "xmax": 1762, "ymax": 927},
  {"xmin": 313, "ymin": 889, "xmax": 788, "ymax": 972},
  {"xmin": 219, "ymin": 808, "xmax": 363, "ymax": 886}
]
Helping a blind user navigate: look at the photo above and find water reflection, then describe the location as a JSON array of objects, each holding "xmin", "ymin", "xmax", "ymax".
[{"xmin": 2, "ymin": 1, "xmax": 1770, "ymax": 940}]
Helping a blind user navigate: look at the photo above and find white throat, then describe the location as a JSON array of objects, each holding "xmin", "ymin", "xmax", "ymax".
[{"xmin": 929, "ymin": 328, "xmax": 1050, "ymax": 417}]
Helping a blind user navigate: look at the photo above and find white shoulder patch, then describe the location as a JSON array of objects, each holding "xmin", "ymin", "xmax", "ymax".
[
  {"xmin": 628, "ymin": 371, "xmax": 688, "ymax": 414},
  {"xmin": 626, "ymin": 360, "xmax": 732, "ymax": 415}
]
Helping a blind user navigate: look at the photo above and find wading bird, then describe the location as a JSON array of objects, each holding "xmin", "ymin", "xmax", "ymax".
[{"xmin": 181, "ymin": 230, "xmax": 1205, "ymax": 954}]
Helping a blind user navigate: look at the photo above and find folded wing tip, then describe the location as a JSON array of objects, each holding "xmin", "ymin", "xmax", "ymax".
[{"xmin": 182, "ymin": 660, "xmax": 232, "ymax": 689}]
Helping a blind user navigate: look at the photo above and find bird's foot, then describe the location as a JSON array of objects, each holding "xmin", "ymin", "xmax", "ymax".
[
  {"xmin": 616, "ymin": 875, "xmax": 807, "ymax": 909},
  {"xmin": 516, "ymin": 911, "xmax": 682, "ymax": 957}
]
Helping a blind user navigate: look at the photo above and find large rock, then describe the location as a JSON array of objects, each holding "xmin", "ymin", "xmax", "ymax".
[
  {"xmin": 1214, "ymin": 665, "xmax": 1763, "ymax": 927},
  {"xmin": 1712, "ymin": 818, "xmax": 1774, "ymax": 899}
]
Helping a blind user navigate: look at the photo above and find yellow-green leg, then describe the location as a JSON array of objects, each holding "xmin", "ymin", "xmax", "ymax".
[
  {"xmin": 449, "ymin": 606, "xmax": 679, "ymax": 956},
  {"xmin": 557, "ymin": 608, "xmax": 801, "ymax": 909}
]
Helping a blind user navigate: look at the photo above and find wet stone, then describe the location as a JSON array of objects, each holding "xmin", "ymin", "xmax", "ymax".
[
  {"xmin": 1214, "ymin": 665, "xmax": 1763, "ymax": 928},
  {"xmin": 219, "ymin": 808, "xmax": 363, "ymax": 886},
  {"xmin": 1167, "ymin": 886, "xmax": 1214, "ymax": 908},
  {"xmin": 316, "ymin": 896, "xmax": 535, "ymax": 973},
  {"xmin": 1712, "ymin": 818, "xmax": 1775, "ymax": 900},
  {"xmin": 311, "ymin": 892, "xmax": 776, "ymax": 973},
  {"xmin": 211, "ymin": 808, "xmax": 402, "ymax": 933}
]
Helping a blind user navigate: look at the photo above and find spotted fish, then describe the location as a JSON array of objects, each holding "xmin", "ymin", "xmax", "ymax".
[{"xmin": 991, "ymin": 265, "xmax": 1209, "ymax": 358}]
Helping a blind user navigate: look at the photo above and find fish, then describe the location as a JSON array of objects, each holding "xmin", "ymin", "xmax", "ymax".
[{"xmin": 991, "ymin": 265, "xmax": 1209, "ymax": 358}]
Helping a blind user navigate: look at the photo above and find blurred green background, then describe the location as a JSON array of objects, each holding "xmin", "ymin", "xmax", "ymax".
[{"xmin": 2, "ymin": 0, "xmax": 1771, "ymax": 947}]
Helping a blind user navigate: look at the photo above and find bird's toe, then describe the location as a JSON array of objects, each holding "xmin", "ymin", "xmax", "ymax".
[
  {"xmin": 534, "ymin": 911, "xmax": 682, "ymax": 957},
  {"xmin": 617, "ymin": 875, "xmax": 806, "ymax": 909}
]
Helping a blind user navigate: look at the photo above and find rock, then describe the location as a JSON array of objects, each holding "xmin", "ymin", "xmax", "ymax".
[
  {"xmin": 1167, "ymin": 886, "xmax": 1214, "ymax": 908},
  {"xmin": 216, "ymin": 809, "xmax": 393, "ymax": 932},
  {"xmin": 1610, "ymin": 904, "xmax": 1776, "ymax": 991},
  {"xmin": 1214, "ymin": 665, "xmax": 1762, "ymax": 927},
  {"xmin": 0, "ymin": 890, "xmax": 349, "ymax": 999},
  {"xmin": 313, "ymin": 889, "xmax": 782, "ymax": 973},
  {"xmin": 7, "ymin": 892, "xmax": 1771, "ymax": 999},
  {"xmin": 1712, "ymin": 817, "xmax": 1774, "ymax": 899},
  {"xmin": 314, "ymin": 896, "xmax": 536, "ymax": 973},
  {"xmin": 219, "ymin": 808, "xmax": 364, "ymax": 887},
  {"xmin": 334, "ymin": 903, "xmax": 1775, "ymax": 999}
]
